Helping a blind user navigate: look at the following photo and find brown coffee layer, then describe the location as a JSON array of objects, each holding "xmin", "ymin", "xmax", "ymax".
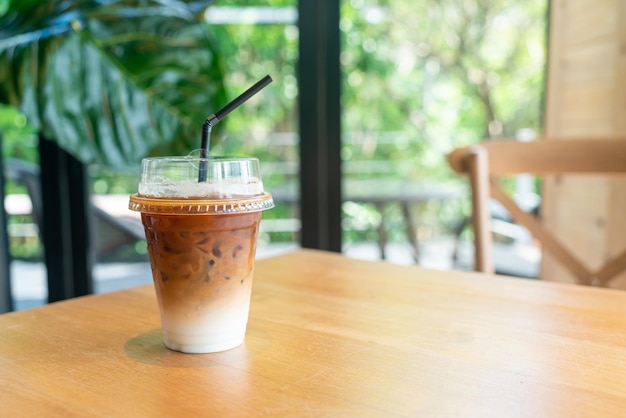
[{"xmin": 141, "ymin": 212, "xmax": 261, "ymax": 312}]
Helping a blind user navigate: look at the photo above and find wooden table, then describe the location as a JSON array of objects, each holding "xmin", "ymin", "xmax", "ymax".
[{"xmin": 2, "ymin": 249, "xmax": 626, "ymax": 416}]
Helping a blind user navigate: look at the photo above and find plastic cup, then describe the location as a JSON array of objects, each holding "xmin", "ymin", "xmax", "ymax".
[{"xmin": 129, "ymin": 156, "xmax": 274, "ymax": 353}]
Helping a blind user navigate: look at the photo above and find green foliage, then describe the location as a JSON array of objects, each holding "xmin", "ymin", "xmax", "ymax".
[
  {"xmin": 200, "ymin": 1, "xmax": 300, "ymax": 226},
  {"xmin": 0, "ymin": 105, "xmax": 37, "ymax": 164},
  {"xmin": 337, "ymin": 0, "xmax": 547, "ymax": 241},
  {"xmin": 1, "ymin": 1, "xmax": 548, "ymax": 252},
  {"xmin": 340, "ymin": 0, "xmax": 547, "ymax": 183},
  {"xmin": 0, "ymin": 0, "xmax": 226, "ymax": 168},
  {"xmin": 204, "ymin": 1, "xmax": 298, "ymax": 158}
]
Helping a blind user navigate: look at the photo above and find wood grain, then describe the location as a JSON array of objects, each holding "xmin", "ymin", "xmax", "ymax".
[
  {"xmin": 544, "ymin": 0, "xmax": 626, "ymax": 287},
  {"xmin": 3, "ymin": 249, "xmax": 626, "ymax": 416}
]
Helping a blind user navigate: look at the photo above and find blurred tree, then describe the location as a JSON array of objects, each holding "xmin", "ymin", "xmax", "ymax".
[
  {"xmin": 204, "ymin": 1, "xmax": 298, "ymax": 157},
  {"xmin": 0, "ymin": 105, "xmax": 38, "ymax": 165},
  {"xmin": 340, "ymin": 0, "xmax": 547, "ymax": 181},
  {"xmin": 0, "ymin": 0, "xmax": 548, "ymax": 247},
  {"xmin": 1, "ymin": 0, "xmax": 546, "ymax": 177}
]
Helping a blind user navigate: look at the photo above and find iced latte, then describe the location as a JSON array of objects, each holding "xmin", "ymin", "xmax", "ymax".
[{"xmin": 129, "ymin": 157, "xmax": 273, "ymax": 353}]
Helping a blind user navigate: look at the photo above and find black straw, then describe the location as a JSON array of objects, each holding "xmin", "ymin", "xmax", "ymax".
[{"xmin": 198, "ymin": 75, "xmax": 273, "ymax": 181}]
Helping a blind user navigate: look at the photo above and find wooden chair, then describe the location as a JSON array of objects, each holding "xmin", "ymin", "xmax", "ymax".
[{"xmin": 447, "ymin": 138, "xmax": 626, "ymax": 286}]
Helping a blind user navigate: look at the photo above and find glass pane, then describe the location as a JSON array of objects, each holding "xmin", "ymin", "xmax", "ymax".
[
  {"xmin": 206, "ymin": 2, "xmax": 300, "ymax": 259},
  {"xmin": 2, "ymin": 3, "xmax": 301, "ymax": 310},
  {"xmin": 87, "ymin": 3, "xmax": 301, "ymax": 299},
  {"xmin": 340, "ymin": 0, "xmax": 547, "ymax": 272}
]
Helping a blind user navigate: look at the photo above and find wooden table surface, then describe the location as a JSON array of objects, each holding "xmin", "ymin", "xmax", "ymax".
[{"xmin": 2, "ymin": 249, "xmax": 626, "ymax": 416}]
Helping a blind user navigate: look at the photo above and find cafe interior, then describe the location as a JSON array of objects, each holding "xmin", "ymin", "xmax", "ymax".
[{"xmin": 2, "ymin": 1, "xmax": 626, "ymax": 415}]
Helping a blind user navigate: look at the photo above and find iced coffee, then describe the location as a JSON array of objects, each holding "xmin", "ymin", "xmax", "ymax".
[{"xmin": 129, "ymin": 156, "xmax": 273, "ymax": 353}]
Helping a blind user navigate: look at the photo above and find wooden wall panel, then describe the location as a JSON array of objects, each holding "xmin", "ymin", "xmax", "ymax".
[
  {"xmin": 564, "ymin": 0, "xmax": 618, "ymax": 45},
  {"xmin": 543, "ymin": 0, "xmax": 626, "ymax": 288}
]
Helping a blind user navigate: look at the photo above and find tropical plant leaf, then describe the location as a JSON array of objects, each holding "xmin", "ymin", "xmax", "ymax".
[{"xmin": 0, "ymin": 0, "xmax": 226, "ymax": 168}]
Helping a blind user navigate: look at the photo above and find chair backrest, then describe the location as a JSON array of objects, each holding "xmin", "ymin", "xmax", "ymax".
[{"xmin": 447, "ymin": 138, "xmax": 626, "ymax": 286}]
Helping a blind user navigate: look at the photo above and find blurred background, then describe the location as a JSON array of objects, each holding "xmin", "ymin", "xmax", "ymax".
[{"xmin": 0, "ymin": 0, "xmax": 547, "ymax": 310}]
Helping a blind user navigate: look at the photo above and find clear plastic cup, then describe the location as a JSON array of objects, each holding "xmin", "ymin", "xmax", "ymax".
[{"xmin": 129, "ymin": 156, "xmax": 273, "ymax": 353}]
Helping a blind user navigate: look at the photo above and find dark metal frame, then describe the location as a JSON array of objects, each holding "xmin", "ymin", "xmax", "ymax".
[
  {"xmin": 297, "ymin": 0, "xmax": 342, "ymax": 252},
  {"xmin": 0, "ymin": 134, "xmax": 13, "ymax": 313},
  {"xmin": 39, "ymin": 136, "xmax": 94, "ymax": 302}
]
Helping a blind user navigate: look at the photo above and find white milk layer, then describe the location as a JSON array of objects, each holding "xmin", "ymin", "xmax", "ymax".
[
  {"xmin": 159, "ymin": 289, "xmax": 252, "ymax": 354},
  {"xmin": 139, "ymin": 177, "xmax": 264, "ymax": 199}
]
